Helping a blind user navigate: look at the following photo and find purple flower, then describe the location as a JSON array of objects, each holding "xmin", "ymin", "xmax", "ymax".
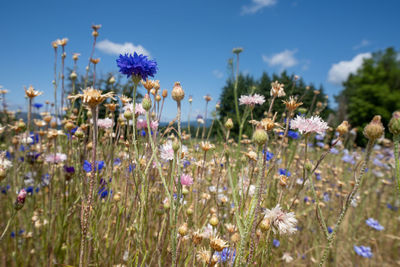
[
  {"xmin": 365, "ymin": 218, "xmax": 384, "ymax": 231},
  {"xmin": 354, "ymin": 245, "xmax": 372, "ymax": 258},
  {"xmin": 273, "ymin": 239, "xmax": 280, "ymax": 247},
  {"xmin": 116, "ymin": 53, "xmax": 157, "ymax": 80}
]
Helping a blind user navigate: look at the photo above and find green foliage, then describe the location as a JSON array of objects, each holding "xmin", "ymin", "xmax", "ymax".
[
  {"xmin": 218, "ymin": 71, "xmax": 330, "ymax": 138},
  {"xmin": 336, "ymin": 47, "xmax": 400, "ymax": 144}
]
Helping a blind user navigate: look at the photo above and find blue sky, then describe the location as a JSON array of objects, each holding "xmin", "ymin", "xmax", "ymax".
[{"xmin": 1, "ymin": 0, "xmax": 399, "ymax": 121}]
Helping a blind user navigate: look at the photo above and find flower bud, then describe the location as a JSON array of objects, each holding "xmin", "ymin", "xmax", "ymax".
[
  {"xmin": 124, "ymin": 111, "xmax": 133, "ymax": 120},
  {"xmin": 171, "ymin": 82, "xmax": 185, "ymax": 102},
  {"xmin": 172, "ymin": 140, "xmax": 180, "ymax": 152},
  {"xmin": 14, "ymin": 189, "xmax": 27, "ymax": 210},
  {"xmin": 162, "ymin": 89, "xmax": 168, "ymax": 98},
  {"xmin": 141, "ymin": 94, "xmax": 152, "ymax": 111},
  {"xmin": 259, "ymin": 218, "xmax": 270, "ymax": 232},
  {"xmin": 70, "ymin": 71, "xmax": 77, "ymax": 80},
  {"xmin": 0, "ymin": 168, "xmax": 6, "ymax": 181},
  {"xmin": 178, "ymin": 223, "xmax": 188, "ymax": 236},
  {"xmin": 74, "ymin": 128, "xmax": 85, "ymax": 139},
  {"xmin": 364, "ymin": 115, "xmax": 384, "ymax": 141},
  {"xmin": 388, "ymin": 111, "xmax": 400, "ymax": 136},
  {"xmin": 225, "ymin": 118, "xmax": 233, "ymax": 130},
  {"xmin": 209, "ymin": 215, "xmax": 219, "ymax": 226},
  {"xmin": 253, "ymin": 128, "xmax": 268, "ymax": 146}
]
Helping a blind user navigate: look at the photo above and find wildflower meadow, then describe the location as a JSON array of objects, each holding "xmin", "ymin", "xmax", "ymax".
[{"xmin": 1, "ymin": 22, "xmax": 400, "ymax": 267}]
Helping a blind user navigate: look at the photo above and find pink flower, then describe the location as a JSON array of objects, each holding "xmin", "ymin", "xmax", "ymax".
[
  {"xmin": 239, "ymin": 94, "xmax": 265, "ymax": 106},
  {"xmin": 290, "ymin": 115, "xmax": 328, "ymax": 134},
  {"xmin": 45, "ymin": 153, "xmax": 67, "ymax": 164},
  {"xmin": 150, "ymin": 120, "xmax": 159, "ymax": 131},
  {"xmin": 123, "ymin": 103, "xmax": 146, "ymax": 116},
  {"xmin": 137, "ymin": 119, "xmax": 147, "ymax": 130},
  {"xmin": 17, "ymin": 189, "xmax": 27, "ymax": 204},
  {"xmin": 98, "ymin": 118, "xmax": 113, "ymax": 129},
  {"xmin": 180, "ymin": 173, "xmax": 193, "ymax": 186}
]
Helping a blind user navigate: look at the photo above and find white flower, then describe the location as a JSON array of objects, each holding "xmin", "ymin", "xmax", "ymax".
[
  {"xmin": 282, "ymin": 252, "xmax": 293, "ymax": 263},
  {"xmin": 264, "ymin": 204, "xmax": 297, "ymax": 235},
  {"xmin": 97, "ymin": 118, "xmax": 113, "ymax": 129},
  {"xmin": 0, "ymin": 154, "xmax": 12, "ymax": 170}
]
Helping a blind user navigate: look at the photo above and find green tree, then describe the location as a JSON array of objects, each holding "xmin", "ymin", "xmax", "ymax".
[{"xmin": 335, "ymin": 47, "xmax": 400, "ymax": 144}]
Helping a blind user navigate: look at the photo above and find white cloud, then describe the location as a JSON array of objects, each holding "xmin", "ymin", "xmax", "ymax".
[
  {"xmin": 241, "ymin": 0, "xmax": 277, "ymax": 15},
  {"xmin": 328, "ymin": 53, "xmax": 371, "ymax": 85},
  {"xmin": 262, "ymin": 49, "xmax": 298, "ymax": 69},
  {"xmin": 353, "ymin": 39, "xmax": 370, "ymax": 50},
  {"xmin": 212, "ymin": 70, "xmax": 223, "ymax": 79},
  {"xmin": 96, "ymin": 39, "xmax": 151, "ymax": 57}
]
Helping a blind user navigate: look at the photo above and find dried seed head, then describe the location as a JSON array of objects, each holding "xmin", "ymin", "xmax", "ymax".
[
  {"xmin": 171, "ymin": 82, "xmax": 185, "ymax": 102},
  {"xmin": 210, "ymin": 235, "xmax": 228, "ymax": 252},
  {"xmin": 364, "ymin": 115, "xmax": 384, "ymax": 141}
]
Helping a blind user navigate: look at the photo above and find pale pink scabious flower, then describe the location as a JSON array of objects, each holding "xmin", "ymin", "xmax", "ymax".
[
  {"xmin": 290, "ymin": 115, "xmax": 328, "ymax": 134},
  {"xmin": 180, "ymin": 173, "xmax": 193, "ymax": 186},
  {"xmin": 150, "ymin": 120, "xmax": 159, "ymax": 131},
  {"xmin": 97, "ymin": 118, "xmax": 113, "ymax": 129},
  {"xmin": 137, "ymin": 119, "xmax": 147, "ymax": 130},
  {"xmin": 123, "ymin": 103, "xmax": 146, "ymax": 116},
  {"xmin": 239, "ymin": 94, "xmax": 265, "ymax": 106},
  {"xmin": 137, "ymin": 119, "xmax": 159, "ymax": 131},
  {"xmin": 45, "ymin": 153, "xmax": 67, "ymax": 164},
  {"xmin": 159, "ymin": 140, "xmax": 188, "ymax": 161},
  {"xmin": 263, "ymin": 204, "xmax": 297, "ymax": 235}
]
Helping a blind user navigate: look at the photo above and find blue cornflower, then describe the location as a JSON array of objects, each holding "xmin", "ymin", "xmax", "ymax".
[
  {"xmin": 116, "ymin": 53, "xmax": 157, "ymax": 80},
  {"xmin": 64, "ymin": 165, "xmax": 75, "ymax": 174},
  {"xmin": 315, "ymin": 134, "xmax": 325, "ymax": 141},
  {"xmin": 114, "ymin": 158, "xmax": 122, "ymax": 166},
  {"xmin": 342, "ymin": 154, "xmax": 355, "ymax": 165},
  {"xmin": 98, "ymin": 187, "xmax": 112, "ymax": 199},
  {"xmin": 83, "ymin": 160, "xmax": 105, "ymax": 173},
  {"xmin": 129, "ymin": 164, "xmax": 136, "ymax": 173},
  {"xmin": 140, "ymin": 129, "xmax": 146, "ymax": 137},
  {"xmin": 183, "ymin": 160, "xmax": 191, "ymax": 168},
  {"xmin": 41, "ymin": 174, "xmax": 50, "ymax": 187},
  {"xmin": 11, "ymin": 232, "xmax": 15, "ymax": 238},
  {"xmin": 365, "ymin": 218, "xmax": 384, "ymax": 231},
  {"xmin": 215, "ymin": 248, "xmax": 235, "ymax": 263},
  {"xmin": 354, "ymin": 245, "xmax": 372, "ymax": 258},
  {"xmin": 387, "ymin": 203, "xmax": 398, "ymax": 211},
  {"xmin": 316, "ymin": 142, "xmax": 325, "ymax": 148},
  {"xmin": 279, "ymin": 169, "xmax": 291, "ymax": 177},
  {"xmin": 287, "ymin": 130, "xmax": 299, "ymax": 139},
  {"xmin": 26, "ymin": 186, "xmax": 34, "ymax": 194},
  {"xmin": 323, "ymin": 192, "xmax": 330, "ymax": 202},
  {"xmin": 315, "ymin": 173, "xmax": 321, "ymax": 181},
  {"xmin": 330, "ymin": 147, "xmax": 339, "ymax": 154},
  {"xmin": 33, "ymin": 103, "xmax": 43, "ymax": 109},
  {"xmin": 273, "ymin": 239, "xmax": 280, "ymax": 247},
  {"xmin": 327, "ymin": 227, "xmax": 333, "ymax": 233},
  {"xmin": 263, "ymin": 150, "xmax": 274, "ymax": 161}
]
